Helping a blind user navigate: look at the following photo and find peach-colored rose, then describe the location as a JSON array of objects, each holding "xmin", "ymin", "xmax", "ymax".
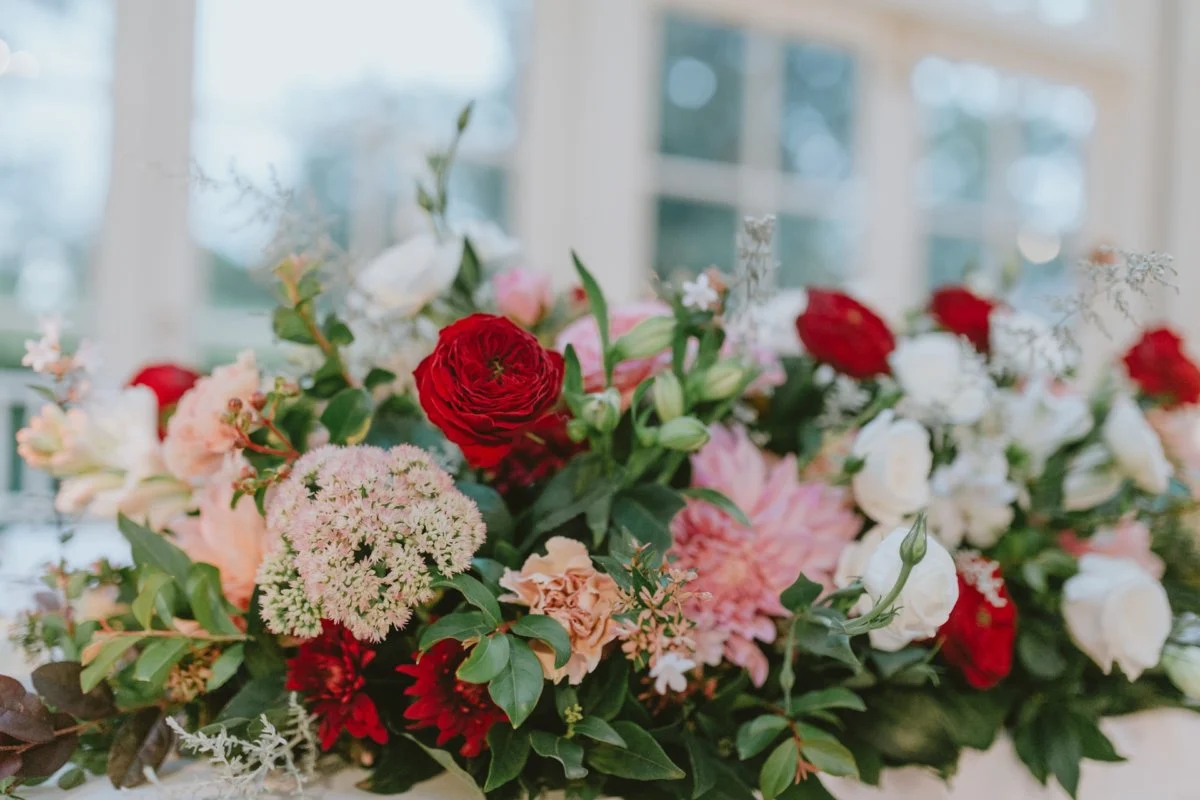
[
  {"xmin": 163, "ymin": 350, "xmax": 260, "ymax": 480},
  {"xmin": 499, "ymin": 537, "xmax": 621, "ymax": 684},
  {"xmin": 1059, "ymin": 515, "xmax": 1165, "ymax": 579},
  {"xmin": 171, "ymin": 458, "xmax": 269, "ymax": 610},
  {"xmin": 555, "ymin": 301, "xmax": 673, "ymax": 407},
  {"xmin": 1149, "ymin": 407, "xmax": 1200, "ymax": 495},
  {"xmin": 494, "ymin": 267, "xmax": 553, "ymax": 328}
]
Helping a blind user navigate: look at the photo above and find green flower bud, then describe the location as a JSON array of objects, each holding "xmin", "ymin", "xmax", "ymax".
[
  {"xmin": 696, "ymin": 360, "xmax": 748, "ymax": 402},
  {"xmin": 653, "ymin": 372, "xmax": 685, "ymax": 422},
  {"xmin": 657, "ymin": 416, "xmax": 710, "ymax": 453},
  {"xmin": 581, "ymin": 388, "xmax": 622, "ymax": 434},
  {"xmin": 566, "ymin": 418, "xmax": 590, "ymax": 443},
  {"xmin": 637, "ymin": 426, "xmax": 660, "ymax": 447},
  {"xmin": 613, "ymin": 316, "xmax": 676, "ymax": 361},
  {"xmin": 899, "ymin": 513, "xmax": 928, "ymax": 566},
  {"xmin": 1163, "ymin": 643, "xmax": 1200, "ymax": 700}
]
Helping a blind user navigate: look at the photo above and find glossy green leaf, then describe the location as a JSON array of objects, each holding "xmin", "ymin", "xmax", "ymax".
[
  {"xmin": 779, "ymin": 574, "xmax": 823, "ymax": 612},
  {"xmin": 586, "ymin": 721, "xmax": 684, "ymax": 781},
  {"xmin": 81, "ymin": 637, "xmax": 143, "ymax": 693},
  {"xmin": 484, "ymin": 725, "xmax": 530, "ymax": 792},
  {"xmin": 572, "ymin": 252, "xmax": 611, "ymax": 381},
  {"xmin": 131, "ymin": 572, "xmax": 173, "ymax": 631},
  {"xmin": 272, "ymin": 307, "xmax": 315, "ymax": 344},
  {"xmin": 789, "ymin": 688, "xmax": 865, "ymax": 716},
  {"xmin": 133, "ymin": 638, "xmax": 191, "ymax": 686},
  {"xmin": 207, "ymin": 644, "xmax": 245, "ymax": 692},
  {"xmin": 530, "ymin": 731, "xmax": 588, "ymax": 780},
  {"xmin": 573, "ymin": 716, "xmax": 626, "ymax": 747},
  {"xmin": 437, "ymin": 573, "xmax": 502, "ymax": 627},
  {"xmin": 531, "ymin": 454, "xmax": 622, "ymax": 536},
  {"xmin": 456, "ymin": 635, "xmax": 510, "ymax": 684},
  {"xmin": 216, "ymin": 674, "xmax": 285, "ymax": 723},
  {"xmin": 737, "ymin": 715, "xmax": 791, "ymax": 760},
  {"xmin": 488, "ymin": 636, "xmax": 544, "ymax": 728},
  {"xmin": 118, "ymin": 515, "xmax": 193, "ymax": 589},
  {"xmin": 680, "ymin": 487, "xmax": 751, "ymax": 527},
  {"xmin": 578, "ymin": 656, "xmax": 628, "ymax": 721},
  {"xmin": 800, "ymin": 739, "xmax": 859, "ymax": 779},
  {"xmin": 457, "ymin": 483, "xmax": 514, "ymax": 542},
  {"xmin": 611, "ymin": 485, "xmax": 685, "ymax": 552},
  {"xmin": 320, "ymin": 387, "xmax": 373, "ymax": 445},
  {"xmin": 185, "ymin": 563, "xmax": 242, "ymax": 636},
  {"xmin": 418, "ymin": 612, "xmax": 495, "ymax": 651},
  {"xmin": 760, "ymin": 739, "xmax": 799, "ymax": 800},
  {"xmin": 510, "ymin": 614, "xmax": 571, "ymax": 670}
]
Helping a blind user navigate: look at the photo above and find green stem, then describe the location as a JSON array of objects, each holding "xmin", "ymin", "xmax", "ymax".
[{"xmin": 841, "ymin": 562, "xmax": 914, "ymax": 636}]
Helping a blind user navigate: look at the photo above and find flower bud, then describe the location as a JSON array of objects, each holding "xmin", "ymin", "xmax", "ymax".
[
  {"xmin": 566, "ymin": 418, "xmax": 590, "ymax": 443},
  {"xmin": 1163, "ymin": 644, "xmax": 1200, "ymax": 700},
  {"xmin": 696, "ymin": 360, "xmax": 747, "ymax": 402},
  {"xmin": 613, "ymin": 316, "xmax": 676, "ymax": 361},
  {"xmin": 657, "ymin": 417, "xmax": 710, "ymax": 452},
  {"xmin": 637, "ymin": 426, "xmax": 660, "ymax": 447},
  {"xmin": 899, "ymin": 514, "xmax": 928, "ymax": 566},
  {"xmin": 581, "ymin": 389, "xmax": 621, "ymax": 434},
  {"xmin": 653, "ymin": 372, "xmax": 685, "ymax": 422}
]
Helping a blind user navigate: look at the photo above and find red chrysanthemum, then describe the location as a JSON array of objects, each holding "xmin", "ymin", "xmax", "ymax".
[
  {"xmin": 937, "ymin": 554, "xmax": 1017, "ymax": 690},
  {"xmin": 486, "ymin": 413, "xmax": 585, "ymax": 497},
  {"xmin": 396, "ymin": 639, "xmax": 507, "ymax": 758},
  {"xmin": 128, "ymin": 362, "xmax": 202, "ymax": 438},
  {"xmin": 795, "ymin": 289, "xmax": 895, "ymax": 378},
  {"xmin": 1122, "ymin": 327, "xmax": 1200, "ymax": 408},
  {"xmin": 929, "ymin": 286, "xmax": 997, "ymax": 352},
  {"xmin": 286, "ymin": 620, "xmax": 388, "ymax": 751}
]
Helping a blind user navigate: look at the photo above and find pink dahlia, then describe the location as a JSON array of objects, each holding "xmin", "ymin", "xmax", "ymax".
[{"xmin": 670, "ymin": 425, "xmax": 862, "ymax": 686}]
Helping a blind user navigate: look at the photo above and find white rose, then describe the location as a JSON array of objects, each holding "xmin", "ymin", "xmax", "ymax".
[
  {"xmin": 1162, "ymin": 644, "xmax": 1200, "ymax": 700},
  {"xmin": 1063, "ymin": 554, "xmax": 1171, "ymax": 680},
  {"xmin": 356, "ymin": 233, "xmax": 464, "ymax": 318},
  {"xmin": 927, "ymin": 446, "xmax": 1018, "ymax": 549},
  {"xmin": 989, "ymin": 308, "xmax": 1075, "ymax": 377},
  {"xmin": 890, "ymin": 332, "xmax": 993, "ymax": 425},
  {"xmin": 1000, "ymin": 380, "xmax": 1092, "ymax": 476},
  {"xmin": 752, "ymin": 290, "xmax": 808, "ymax": 356},
  {"xmin": 1062, "ymin": 444, "xmax": 1123, "ymax": 511},
  {"xmin": 851, "ymin": 410, "xmax": 932, "ymax": 526},
  {"xmin": 1103, "ymin": 395, "xmax": 1172, "ymax": 494},
  {"xmin": 860, "ymin": 524, "xmax": 959, "ymax": 652}
]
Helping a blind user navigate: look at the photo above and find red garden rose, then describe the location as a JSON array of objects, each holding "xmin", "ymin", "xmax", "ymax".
[
  {"xmin": 397, "ymin": 639, "xmax": 508, "ymax": 758},
  {"xmin": 414, "ymin": 313, "xmax": 565, "ymax": 468},
  {"xmin": 1122, "ymin": 327, "xmax": 1200, "ymax": 408},
  {"xmin": 286, "ymin": 620, "xmax": 388, "ymax": 751},
  {"xmin": 937, "ymin": 554, "xmax": 1016, "ymax": 690},
  {"xmin": 929, "ymin": 286, "xmax": 997, "ymax": 352},
  {"xmin": 487, "ymin": 412, "xmax": 585, "ymax": 497},
  {"xmin": 795, "ymin": 289, "xmax": 895, "ymax": 378},
  {"xmin": 128, "ymin": 363, "xmax": 202, "ymax": 438}
]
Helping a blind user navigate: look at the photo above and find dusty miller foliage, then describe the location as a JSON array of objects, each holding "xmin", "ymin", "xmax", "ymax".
[
  {"xmin": 1049, "ymin": 248, "xmax": 1178, "ymax": 342},
  {"xmin": 164, "ymin": 693, "xmax": 318, "ymax": 799}
]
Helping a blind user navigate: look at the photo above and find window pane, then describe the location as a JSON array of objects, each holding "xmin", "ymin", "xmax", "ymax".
[
  {"xmin": 776, "ymin": 215, "xmax": 849, "ymax": 288},
  {"xmin": 659, "ymin": 14, "xmax": 745, "ymax": 163},
  {"xmin": 654, "ymin": 197, "xmax": 737, "ymax": 283},
  {"xmin": 0, "ymin": 0, "xmax": 112, "ymax": 319},
  {"xmin": 927, "ymin": 235, "xmax": 985, "ymax": 290},
  {"xmin": 781, "ymin": 42, "xmax": 856, "ymax": 181}
]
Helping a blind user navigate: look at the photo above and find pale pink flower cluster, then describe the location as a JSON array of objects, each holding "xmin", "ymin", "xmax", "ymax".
[
  {"xmin": 260, "ymin": 444, "xmax": 486, "ymax": 642},
  {"xmin": 500, "ymin": 537, "xmax": 622, "ymax": 685},
  {"xmin": 164, "ymin": 350, "xmax": 260, "ymax": 481},
  {"xmin": 171, "ymin": 458, "xmax": 269, "ymax": 610},
  {"xmin": 493, "ymin": 267, "xmax": 553, "ymax": 328},
  {"xmin": 670, "ymin": 424, "xmax": 862, "ymax": 686},
  {"xmin": 555, "ymin": 301, "xmax": 673, "ymax": 405},
  {"xmin": 1059, "ymin": 515, "xmax": 1165, "ymax": 579},
  {"xmin": 22, "ymin": 317, "xmax": 98, "ymax": 396}
]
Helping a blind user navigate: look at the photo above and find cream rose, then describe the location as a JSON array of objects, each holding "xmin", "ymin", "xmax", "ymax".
[
  {"xmin": 889, "ymin": 332, "xmax": 992, "ymax": 425},
  {"xmin": 1103, "ymin": 395, "xmax": 1172, "ymax": 494},
  {"xmin": 356, "ymin": 233, "xmax": 463, "ymax": 319},
  {"xmin": 859, "ymin": 524, "xmax": 959, "ymax": 652},
  {"xmin": 163, "ymin": 350, "xmax": 261, "ymax": 481},
  {"xmin": 1000, "ymin": 380, "xmax": 1092, "ymax": 476},
  {"xmin": 1063, "ymin": 554, "xmax": 1171, "ymax": 680},
  {"xmin": 851, "ymin": 410, "xmax": 932, "ymax": 526},
  {"xmin": 927, "ymin": 446, "xmax": 1018, "ymax": 549}
]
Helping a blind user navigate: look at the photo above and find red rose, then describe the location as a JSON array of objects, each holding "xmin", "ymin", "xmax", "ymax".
[
  {"xmin": 397, "ymin": 639, "xmax": 507, "ymax": 758},
  {"xmin": 415, "ymin": 314, "xmax": 565, "ymax": 468},
  {"xmin": 286, "ymin": 621, "xmax": 388, "ymax": 750},
  {"xmin": 128, "ymin": 363, "xmax": 202, "ymax": 438},
  {"xmin": 929, "ymin": 286, "xmax": 997, "ymax": 352},
  {"xmin": 487, "ymin": 412, "xmax": 585, "ymax": 497},
  {"xmin": 795, "ymin": 289, "xmax": 894, "ymax": 378},
  {"xmin": 1122, "ymin": 327, "xmax": 1200, "ymax": 407},
  {"xmin": 937, "ymin": 554, "xmax": 1016, "ymax": 690}
]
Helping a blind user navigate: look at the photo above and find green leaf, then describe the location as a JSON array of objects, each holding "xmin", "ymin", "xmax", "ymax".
[
  {"xmin": 778, "ymin": 778, "xmax": 837, "ymax": 799},
  {"xmin": 118, "ymin": 515, "xmax": 193, "ymax": 589},
  {"xmin": 272, "ymin": 306, "xmax": 316, "ymax": 344},
  {"xmin": 531, "ymin": 454, "xmax": 622, "ymax": 536},
  {"xmin": 207, "ymin": 644, "xmax": 245, "ymax": 692},
  {"xmin": 450, "ymin": 239, "xmax": 484, "ymax": 305},
  {"xmin": 320, "ymin": 387, "xmax": 373, "ymax": 445},
  {"xmin": 760, "ymin": 739, "xmax": 799, "ymax": 800},
  {"xmin": 31, "ymin": 662, "xmax": 115, "ymax": 721},
  {"xmin": 484, "ymin": 725, "xmax": 530, "ymax": 792},
  {"xmin": 57, "ymin": 767, "xmax": 86, "ymax": 790},
  {"xmin": 572, "ymin": 252, "xmax": 611, "ymax": 382},
  {"xmin": 586, "ymin": 721, "xmax": 684, "ymax": 781},
  {"xmin": 800, "ymin": 739, "xmax": 859, "ymax": 779},
  {"xmin": 457, "ymin": 483, "xmax": 513, "ymax": 541},
  {"xmin": 81, "ymin": 637, "xmax": 143, "ymax": 693},
  {"xmin": 488, "ymin": 636, "xmax": 544, "ymax": 728},
  {"xmin": 437, "ymin": 573, "xmax": 502, "ymax": 627},
  {"xmin": 573, "ymin": 716, "xmax": 626, "ymax": 747},
  {"xmin": 400, "ymin": 733, "xmax": 485, "ymax": 798},
  {"xmin": 680, "ymin": 487, "xmax": 752, "ymax": 528},
  {"xmin": 216, "ymin": 674, "xmax": 285, "ymax": 723},
  {"xmin": 564, "ymin": 345, "xmax": 584, "ymax": 396},
  {"xmin": 737, "ymin": 715, "xmax": 791, "ymax": 760},
  {"xmin": 683, "ymin": 732, "xmax": 717, "ymax": 799},
  {"xmin": 363, "ymin": 367, "xmax": 397, "ymax": 391},
  {"xmin": 356, "ymin": 734, "xmax": 442, "ymax": 795},
  {"xmin": 418, "ymin": 612, "xmax": 494, "ymax": 651},
  {"xmin": 106, "ymin": 708, "xmax": 174, "ymax": 789},
  {"xmin": 611, "ymin": 485, "xmax": 685, "ymax": 552},
  {"xmin": 322, "ymin": 313, "xmax": 354, "ymax": 346},
  {"xmin": 1044, "ymin": 716, "xmax": 1082, "ymax": 798},
  {"xmin": 131, "ymin": 572, "xmax": 173, "ymax": 631},
  {"xmin": 1074, "ymin": 714, "xmax": 1123, "ymax": 763},
  {"xmin": 133, "ymin": 638, "xmax": 191, "ymax": 686},
  {"xmin": 578, "ymin": 657, "xmax": 628, "ymax": 721},
  {"xmin": 456, "ymin": 635, "xmax": 510, "ymax": 684},
  {"xmin": 530, "ymin": 731, "xmax": 588, "ymax": 779},
  {"xmin": 510, "ymin": 614, "xmax": 571, "ymax": 670},
  {"xmin": 1017, "ymin": 624, "xmax": 1067, "ymax": 680},
  {"xmin": 792, "ymin": 617, "xmax": 859, "ymax": 670},
  {"xmin": 789, "ymin": 688, "xmax": 865, "ymax": 716},
  {"xmin": 185, "ymin": 564, "xmax": 242, "ymax": 636},
  {"xmin": 779, "ymin": 575, "xmax": 823, "ymax": 613}
]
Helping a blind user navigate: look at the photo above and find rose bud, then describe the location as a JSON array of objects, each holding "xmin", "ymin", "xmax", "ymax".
[
  {"xmin": 657, "ymin": 417, "xmax": 710, "ymax": 452},
  {"xmin": 612, "ymin": 316, "xmax": 676, "ymax": 361},
  {"xmin": 653, "ymin": 372, "xmax": 685, "ymax": 422}
]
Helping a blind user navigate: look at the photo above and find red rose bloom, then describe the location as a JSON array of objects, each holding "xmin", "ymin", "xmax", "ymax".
[
  {"xmin": 128, "ymin": 363, "xmax": 202, "ymax": 437},
  {"xmin": 929, "ymin": 286, "xmax": 997, "ymax": 352},
  {"xmin": 414, "ymin": 314, "xmax": 565, "ymax": 468},
  {"xmin": 938, "ymin": 554, "xmax": 1016, "ymax": 690},
  {"xmin": 795, "ymin": 289, "xmax": 894, "ymax": 378},
  {"xmin": 487, "ymin": 412, "xmax": 584, "ymax": 496},
  {"xmin": 285, "ymin": 621, "xmax": 388, "ymax": 751},
  {"xmin": 1122, "ymin": 327, "xmax": 1200, "ymax": 407},
  {"xmin": 396, "ymin": 639, "xmax": 507, "ymax": 758}
]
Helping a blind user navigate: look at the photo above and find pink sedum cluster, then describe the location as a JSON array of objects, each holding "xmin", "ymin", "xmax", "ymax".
[
  {"xmin": 258, "ymin": 444, "xmax": 486, "ymax": 642},
  {"xmin": 670, "ymin": 425, "xmax": 862, "ymax": 686}
]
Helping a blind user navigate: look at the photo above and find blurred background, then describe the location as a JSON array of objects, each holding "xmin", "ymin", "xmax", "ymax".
[{"xmin": 0, "ymin": 0, "xmax": 1196, "ymax": 515}]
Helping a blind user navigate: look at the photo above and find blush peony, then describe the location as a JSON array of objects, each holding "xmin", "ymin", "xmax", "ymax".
[
  {"xmin": 163, "ymin": 350, "xmax": 261, "ymax": 480},
  {"xmin": 555, "ymin": 301, "xmax": 673, "ymax": 405},
  {"xmin": 493, "ymin": 266, "xmax": 553, "ymax": 328}
]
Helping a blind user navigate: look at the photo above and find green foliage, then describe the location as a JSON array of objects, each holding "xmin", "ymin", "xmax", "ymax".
[
  {"xmin": 320, "ymin": 387, "xmax": 373, "ymax": 445},
  {"xmin": 80, "ymin": 638, "xmax": 143, "ymax": 693},
  {"xmin": 485, "ymin": 725, "xmax": 531, "ymax": 792},
  {"xmin": 573, "ymin": 716, "xmax": 626, "ymax": 747},
  {"xmin": 456, "ymin": 634, "xmax": 510, "ymax": 684},
  {"xmin": 437, "ymin": 572, "xmax": 502, "ymax": 627},
  {"xmin": 118, "ymin": 514, "xmax": 193, "ymax": 590},
  {"xmin": 585, "ymin": 722, "xmax": 684, "ymax": 781},
  {"xmin": 357, "ymin": 734, "xmax": 443, "ymax": 795},
  {"xmin": 207, "ymin": 644, "xmax": 245, "ymax": 692},
  {"xmin": 488, "ymin": 636, "xmax": 545, "ymax": 728},
  {"xmin": 531, "ymin": 454, "xmax": 624, "ymax": 537},
  {"xmin": 759, "ymin": 739, "xmax": 798, "ymax": 800},
  {"xmin": 418, "ymin": 612, "xmax": 495, "ymax": 651},
  {"xmin": 530, "ymin": 731, "xmax": 588, "ymax": 780},
  {"xmin": 185, "ymin": 563, "xmax": 242, "ymax": 636},
  {"xmin": 572, "ymin": 253, "xmax": 612, "ymax": 383},
  {"xmin": 611, "ymin": 485, "xmax": 685, "ymax": 552},
  {"xmin": 510, "ymin": 615, "xmax": 572, "ymax": 670},
  {"xmin": 31, "ymin": 662, "xmax": 115, "ymax": 721}
]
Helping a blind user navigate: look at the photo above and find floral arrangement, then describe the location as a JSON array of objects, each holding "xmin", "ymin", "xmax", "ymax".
[{"xmin": 3, "ymin": 110, "xmax": 1200, "ymax": 800}]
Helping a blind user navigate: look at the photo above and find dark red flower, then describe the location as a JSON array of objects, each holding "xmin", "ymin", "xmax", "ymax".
[
  {"xmin": 128, "ymin": 363, "xmax": 202, "ymax": 438},
  {"xmin": 396, "ymin": 639, "xmax": 507, "ymax": 758},
  {"xmin": 795, "ymin": 289, "xmax": 894, "ymax": 378},
  {"xmin": 929, "ymin": 286, "xmax": 997, "ymax": 352},
  {"xmin": 937, "ymin": 554, "xmax": 1017, "ymax": 690},
  {"xmin": 487, "ymin": 412, "xmax": 585, "ymax": 496},
  {"xmin": 414, "ymin": 314, "xmax": 565, "ymax": 468},
  {"xmin": 1122, "ymin": 327, "xmax": 1200, "ymax": 408},
  {"xmin": 286, "ymin": 621, "xmax": 387, "ymax": 751}
]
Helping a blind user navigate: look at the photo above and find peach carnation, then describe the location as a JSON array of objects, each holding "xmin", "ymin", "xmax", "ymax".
[
  {"xmin": 670, "ymin": 425, "xmax": 862, "ymax": 686},
  {"xmin": 163, "ymin": 350, "xmax": 260, "ymax": 480},
  {"xmin": 500, "ymin": 537, "xmax": 622, "ymax": 685},
  {"xmin": 555, "ymin": 301, "xmax": 673, "ymax": 406}
]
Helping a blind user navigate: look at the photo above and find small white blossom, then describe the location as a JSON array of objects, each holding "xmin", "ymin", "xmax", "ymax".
[
  {"xmin": 649, "ymin": 652, "xmax": 696, "ymax": 695},
  {"xmin": 681, "ymin": 273, "xmax": 719, "ymax": 311}
]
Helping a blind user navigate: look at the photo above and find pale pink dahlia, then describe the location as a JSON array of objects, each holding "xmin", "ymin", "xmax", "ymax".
[
  {"xmin": 670, "ymin": 425, "xmax": 862, "ymax": 686},
  {"xmin": 259, "ymin": 444, "xmax": 486, "ymax": 642}
]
